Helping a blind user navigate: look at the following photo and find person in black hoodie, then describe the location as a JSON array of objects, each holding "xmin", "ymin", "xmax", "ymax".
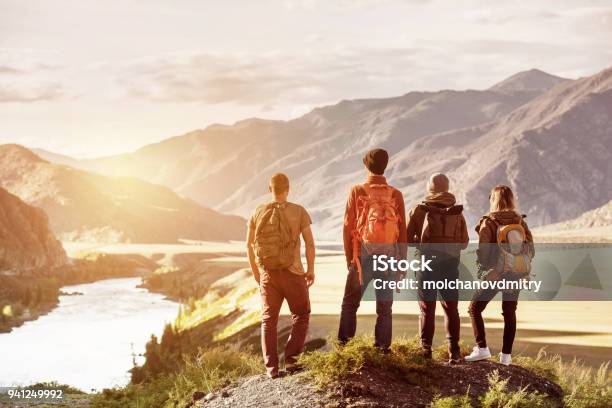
[
  {"xmin": 465, "ymin": 185, "xmax": 534, "ymax": 366},
  {"xmin": 407, "ymin": 173, "xmax": 469, "ymax": 363}
]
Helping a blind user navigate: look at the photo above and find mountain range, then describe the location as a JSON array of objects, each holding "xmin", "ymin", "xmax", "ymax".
[
  {"xmin": 0, "ymin": 145, "xmax": 246, "ymax": 243},
  {"xmin": 33, "ymin": 67, "xmax": 612, "ymax": 239}
]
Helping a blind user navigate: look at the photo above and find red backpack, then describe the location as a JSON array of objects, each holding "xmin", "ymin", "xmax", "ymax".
[{"xmin": 352, "ymin": 184, "xmax": 400, "ymax": 283}]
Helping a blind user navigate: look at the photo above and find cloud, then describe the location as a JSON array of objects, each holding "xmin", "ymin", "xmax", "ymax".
[
  {"xmin": 0, "ymin": 50, "xmax": 68, "ymax": 103},
  {"xmin": 0, "ymin": 81, "xmax": 65, "ymax": 102},
  {"xmin": 116, "ymin": 54, "xmax": 324, "ymax": 105},
  {"xmin": 282, "ymin": 0, "xmax": 429, "ymax": 11},
  {"xmin": 114, "ymin": 48, "xmax": 434, "ymax": 107},
  {"xmin": 463, "ymin": 8, "xmax": 561, "ymax": 24},
  {"xmin": 112, "ymin": 38, "xmax": 594, "ymax": 109},
  {"xmin": 0, "ymin": 66, "xmax": 22, "ymax": 74}
]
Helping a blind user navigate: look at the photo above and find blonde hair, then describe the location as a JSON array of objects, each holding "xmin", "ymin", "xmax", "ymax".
[{"xmin": 489, "ymin": 185, "xmax": 516, "ymax": 213}]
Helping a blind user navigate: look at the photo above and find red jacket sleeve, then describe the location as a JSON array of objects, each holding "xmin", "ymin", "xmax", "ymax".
[{"xmin": 343, "ymin": 187, "xmax": 357, "ymax": 267}]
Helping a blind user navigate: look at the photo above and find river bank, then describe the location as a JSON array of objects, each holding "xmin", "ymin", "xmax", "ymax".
[
  {"xmin": 0, "ymin": 252, "xmax": 161, "ymax": 333},
  {"xmin": 0, "ymin": 277, "xmax": 180, "ymax": 392}
]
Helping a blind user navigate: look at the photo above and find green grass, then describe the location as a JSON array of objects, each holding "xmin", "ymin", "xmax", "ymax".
[
  {"xmin": 299, "ymin": 334, "xmax": 474, "ymax": 388},
  {"xmin": 299, "ymin": 335, "xmax": 432, "ymax": 387},
  {"xmin": 479, "ymin": 370, "xmax": 554, "ymax": 408},
  {"xmin": 300, "ymin": 336, "xmax": 570, "ymax": 407},
  {"xmin": 91, "ymin": 345, "xmax": 261, "ymax": 408},
  {"xmin": 429, "ymin": 392, "xmax": 472, "ymax": 408},
  {"xmin": 166, "ymin": 344, "xmax": 261, "ymax": 405},
  {"xmin": 514, "ymin": 349, "xmax": 612, "ymax": 408},
  {"xmin": 513, "ymin": 349, "xmax": 560, "ymax": 381},
  {"xmin": 561, "ymin": 361, "xmax": 611, "ymax": 408}
]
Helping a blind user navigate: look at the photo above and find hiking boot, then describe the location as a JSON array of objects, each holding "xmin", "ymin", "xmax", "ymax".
[
  {"xmin": 464, "ymin": 346, "xmax": 491, "ymax": 362},
  {"xmin": 448, "ymin": 349, "xmax": 462, "ymax": 365},
  {"xmin": 420, "ymin": 347, "xmax": 433, "ymax": 360},
  {"xmin": 499, "ymin": 352, "xmax": 512, "ymax": 366},
  {"xmin": 285, "ymin": 363, "xmax": 303, "ymax": 374}
]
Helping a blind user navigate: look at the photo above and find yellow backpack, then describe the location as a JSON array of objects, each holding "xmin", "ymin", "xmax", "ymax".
[{"xmin": 495, "ymin": 222, "xmax": 531, "ymax": 280}]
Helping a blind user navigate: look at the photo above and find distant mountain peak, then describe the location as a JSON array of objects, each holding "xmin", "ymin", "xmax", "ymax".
[{"xmin": 489, "ymin": 68, "xmax": 569, "ymax": 92}]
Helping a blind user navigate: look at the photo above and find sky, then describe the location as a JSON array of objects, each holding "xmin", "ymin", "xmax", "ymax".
[{"xmin": 1, "ymin": 0, "xmax": 611, "ymax": 158}]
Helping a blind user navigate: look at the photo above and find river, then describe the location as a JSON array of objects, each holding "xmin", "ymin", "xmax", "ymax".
[{"xmin": 0, "ymin": 278, "xmax": 179, "ymax": 392}]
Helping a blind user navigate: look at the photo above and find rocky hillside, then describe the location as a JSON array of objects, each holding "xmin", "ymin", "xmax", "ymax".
[
  {"xmin": 0, "ymin": 144, "xmax": 245, "ymax": 243},
  {"xmin": 196, "ymin": 361, "xmax": 563, "ymax": 408},
  {"xmin": 448, "ymin": 66, "xmax": 612, "ymax": 227},
  {"xmin": 36, "ymin": 68, "xmax": 612, "ymax": 238},
  {"xmin": 0, "ymin": 187, "xmax": 67, "ymax": 271},
  {"xmin": 538, "ymin": 200, "xmax": 612, "ymax": 230},
  {"xmin": 534, "ymin": 200, "xmax": 612, "ymax": 242}
]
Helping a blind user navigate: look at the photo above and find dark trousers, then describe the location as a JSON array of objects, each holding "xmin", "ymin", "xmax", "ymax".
[
  {"xmin": 468, "ymin": 288, "xmax": 519, "ymax": 354},
  {"xmin": 416, "ymin": 257, "xmax": 460, "ymax": 353},
  {"xmin": 338, "ymin": 257, "xmax": 393, "ymax": 350},
  {"xmin": 260, "ymin": 269, "xmax": 311, "ymax": 375}
]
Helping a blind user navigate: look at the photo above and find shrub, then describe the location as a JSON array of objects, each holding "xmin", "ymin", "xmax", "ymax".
[
  {"xmin": 514, "ymin": 349, "xmax": 611, "ymax": 408},
  {"xmin": 429, "ymin": 392, "xmax": 473, "ymax": 408},
  {"xmin": 513, "ymin": 349, "xmax": 560, "ymax": 382},
  {"xmin": 561, "ymin": 361, "xmax": 611, "ymax": 408},
  {"xmin": 25, "ymin": 381, "xmax": 85, "ymax": 394},
  {"xmin": 92, "ymin": 345, "xmax": 260, "ymax": 408},
  {"xmin": 166, "ymin": 345, "xmax": 261, "ymax": 406},
  {"xmin": 480, "ymin": 370, "xmax": 555, "ymax": 408}
]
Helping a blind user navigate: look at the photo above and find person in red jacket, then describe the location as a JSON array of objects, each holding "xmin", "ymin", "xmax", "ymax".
[{"xmin": 337, "ymin": 149, "xmax": 408, "ymax": 352}]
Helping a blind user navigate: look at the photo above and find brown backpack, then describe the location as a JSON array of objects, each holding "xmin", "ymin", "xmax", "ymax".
[
  {"xmin": 415, "ymin": 204, "xmax": 465, "ymax": 257},
  {"xmin": 253, "ymin": 202, "xmax": 296, "ymax": 270}
]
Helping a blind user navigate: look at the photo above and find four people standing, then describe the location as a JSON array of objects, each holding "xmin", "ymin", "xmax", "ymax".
[{"xmin": 248, "ymin": 149, "xmax": 534, "ymax": 376}]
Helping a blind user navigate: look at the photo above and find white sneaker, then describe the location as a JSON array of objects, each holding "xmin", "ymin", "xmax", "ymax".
[
  {"xmin": 499, "ymin": 352, "xmax": 512, "ymax": 366},
  {"xmin": 464, "ymin": 346, "xmax": 491, "ymax": 362}
]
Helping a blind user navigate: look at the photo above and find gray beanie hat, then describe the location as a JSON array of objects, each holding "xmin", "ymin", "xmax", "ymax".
[{"xmin": 428, "ymin": 173, "xmax": 449, "ymax": 193}]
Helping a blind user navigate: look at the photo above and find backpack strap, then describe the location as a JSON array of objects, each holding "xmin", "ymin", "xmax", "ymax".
[
  {"xmin": 276, "ymin": 203, "xmax": 295, "ymax": 247},
  {"xmin": 254, "ymin": 203, "xmax": 276, "ymax": 239},
  {"xmin": 476, "ymin": 215, "xmax": 498, "ymax": 234},
  {"xmin": 410, "ymin": 204, "xmax": 429, "ymax": 243}
]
